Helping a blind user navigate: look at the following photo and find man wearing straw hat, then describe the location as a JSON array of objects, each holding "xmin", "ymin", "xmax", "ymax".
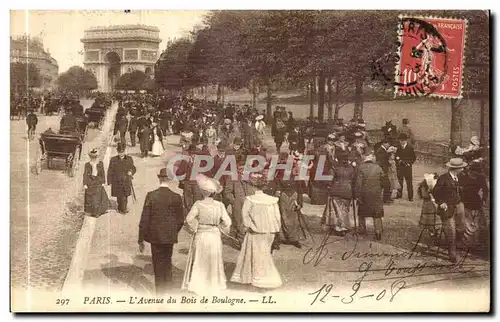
[
  {"xmin": 433, "ymin": 157, "xmax": 468, "ymax": 263},
  {"xmin": 138, "ymin": 168, "xmax": 184, "ymax": 295}
]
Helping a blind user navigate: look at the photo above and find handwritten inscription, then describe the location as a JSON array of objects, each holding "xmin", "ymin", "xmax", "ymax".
[
  {"xmin": 308, "ymin": 261, "xmax": 406, "ymax": 305},
  {"xmin": 303, "ymin": 227, "xmax": 485, "ymax": 306}
]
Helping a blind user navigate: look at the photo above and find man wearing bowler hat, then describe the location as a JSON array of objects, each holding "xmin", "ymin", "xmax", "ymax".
[
  {"xmin": 395, "ymin": 133, "xmax": 416, "ymax": 201},
  {"xmin": 433, "ymin": 157, "xmax": 467, "ymax": 263},
  {"xmin": 138, "ymin": 168, "xmax": 184, "ymax": 295},
  {"xmin": 107, "ymin": 143, "xmax": 136, "ymax": 214}
]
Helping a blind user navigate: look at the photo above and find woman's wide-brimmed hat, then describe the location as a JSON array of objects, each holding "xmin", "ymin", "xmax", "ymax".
[
  {"xmin": 327, "ymin": 133, "xmax": 337, "ymax": 141},
  {"xmin": 354, "ymin": 131, "xmax": 363, "ymax": 137},
  {"xmin": 423, "ymin": 173, "xmax": 438, "ymax": 190},
  {"xmin": 224, "ymin": 118, "xmax": 232, "ymax": 124},
  {"xmin": 255, "ymin": 115, "xmax": 264, "ymax": 121},
  {"xmin": 446, "ymin": 157, "xmax": 468, "ymax": 169},
  {"xmin": 233, "ymin": 137, "xmax": 243, "ymax": 145},
  {"xmin": 470, "ymin": 136, "xmax": 480, "ymax": 146},
  {"xmin": 247, "ymin": 171, "xmax": 267, "ymax": 188},
  {"xmin": 196, "ymin": 174, "xmax": 223, "ymax": 194},
  {"xmin": 88, "ymin": 148, "xmax": 99, "ymax": 158}
]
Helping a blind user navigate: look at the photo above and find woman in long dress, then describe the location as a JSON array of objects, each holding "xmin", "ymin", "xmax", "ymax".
[
  {"xmin": 231, "ymin": 172, "xmax": 282, "ymax": 290},
  {"xmin": 322, "ymin": 150, "xmax": 354, "ymax": 236},
  {"xmin": 182, "ymin": 174, "xmax": 232, "ymax": 295},
  {"xmin": 418, "ymin": 173, "xmax": 442, "ymax": 241},
  {"xmin": 83, "ymin": 148, "xmax": 110, "ymax": 217},
  {"xmin": 151, "ymin": 122, "xmax": 164, "ymax": 157}
]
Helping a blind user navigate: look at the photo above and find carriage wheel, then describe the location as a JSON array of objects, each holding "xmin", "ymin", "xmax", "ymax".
[
  {"xmin": 68, "ymin": 147, "xmax": 80, "ymax": 177},
  {"xmin": 35, "ymin": 155, "xmax": 42, "ymax": 175}
]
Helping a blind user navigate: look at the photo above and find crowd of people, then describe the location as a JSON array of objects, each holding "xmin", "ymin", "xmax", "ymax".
[
  {"xmin": 73, "ymin": 92, "xmax": 489, "ymax": 297},
  {"xmin": 11, "ymin": 88, "xmax": 491, "ymax": 295},
  {"xmin": 4, "ymin": 88, "xmax": 472, "ymax": 296}
]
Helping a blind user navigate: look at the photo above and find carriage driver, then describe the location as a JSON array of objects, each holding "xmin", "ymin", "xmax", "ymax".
[{"xmin": 59, "ymin": 107, "xmax": 78, "ymax": 134}]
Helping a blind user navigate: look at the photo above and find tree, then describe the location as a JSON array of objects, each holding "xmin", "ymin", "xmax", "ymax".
[
  {"xmin": 452, "ymin": 11, "xmax": 489, "ymax": 146},
  {"xmin": 11, "ymin": 62, "xmax": 41, "ymax": 94},
  {"xmin": 57, "ymin": 66, "xmax": 97, "ymax": 93},
  {"xmin": 115, "ymin": 70, "xmax": 149, "ymax": 91},
  {"xmin": 155, "ymin": 37, "xmax": 195, "ymax": 92}
]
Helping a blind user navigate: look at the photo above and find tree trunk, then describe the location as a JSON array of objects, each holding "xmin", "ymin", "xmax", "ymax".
[
  {"xmin": 266, "ymin": 78, "xmax": 273, "ymax": 121},
  {"xmin": 353, "ymin": 74, "xmax": 363, "ymax": 120},
  {"xmin": 327, "ymin": 77, "xmax": 333, "ymax": 120},
  {"xmin": 309, "ymin": 78, "xmax": 316, "ymax": 118},
  {"xmin": 204, "ymin": 86, "xmax": 208, "ymax": 101},
  {"xmin": 252, "ymin": 79, "xmax": 258, "ymax": 108},
  {"xmin": 334, "ymin": 78, "xmax": 341, "ymax": 120},
  {"xmin": 480, "ymin": 98, "xmax": 486, "ymax": 145},
  {"xmin": 221, "ymin": 85, "xmax": 225, "ymax": 106},
  {"xmin": 216, "ymin": 84, "xmax": 222, "ymax": 104},
  {"xmin": 317, "ymin": 73, "xmax": 326, "ymax": 121},
  {"xmin": 450, "ymin": 99, "xmax": 463, "ymax": 147}
]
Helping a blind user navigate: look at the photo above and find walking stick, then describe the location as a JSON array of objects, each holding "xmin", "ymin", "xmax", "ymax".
[
  {"xmin": 352, "ymin": 199, "xmax": 358, "ymax": 230},
  {"xmin": 130, "ymin": 176, "xmax": 137, "ymax": 203},
  {"xmin": 298, "ymin": 207, "xmax": 316, "ymax": 244}
]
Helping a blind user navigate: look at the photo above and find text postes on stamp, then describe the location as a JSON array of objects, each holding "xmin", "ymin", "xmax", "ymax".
[{"xmin": 394, "ymin": 16, "xmax": 467, "ymax": 99}]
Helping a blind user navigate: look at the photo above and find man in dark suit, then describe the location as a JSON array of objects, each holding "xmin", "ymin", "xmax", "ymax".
[
  {"xmin": 375, "ymin": 138, "xmax": 392, "ymax": 204},
  {"xmin": 26, "ymin": 109, "xmax": 38, "ymax": 140},
  {"xmin": 139, "ymin": 168, "xmax": 184, "ymax": 295},
  {"xmin": 287, "ymin": 125, "xmax": 305, "ymax": 153},
  {"xmin": 139, "ymin": 124, "xmax": 153, "ymax": 158},
  {"xmin": 395, "ymin": 133, "xmax": 417, "ymax": 201},
  {"xmin": 117, "ymin": 115, "xmax": 129, "ymax": 147},
  {"xmin": 433, "ymin": 158, "xmax": 467, "ymax": 263},
  {"xmin": 107, "ymin": 143, "xmax": 137, "ymax": 213},
  {"xmin": 128, "ymin": 112, "xmax": 138, "ymax": 147}
]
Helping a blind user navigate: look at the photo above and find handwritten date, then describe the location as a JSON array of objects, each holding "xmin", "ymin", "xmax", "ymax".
[{"xmin": 308, "ymin": 261, "xmax": 406, "ymax": 306}]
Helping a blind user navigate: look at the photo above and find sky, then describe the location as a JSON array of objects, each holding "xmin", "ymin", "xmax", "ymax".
[{"xmin": 10, "ymin": 10, "xmax": 208, "ymax": 73}]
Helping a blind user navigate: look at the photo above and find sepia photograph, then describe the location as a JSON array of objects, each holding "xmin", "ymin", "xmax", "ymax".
[{"xmin": 9, "ymin": 9, "xmax": 490, "ymax": 313}]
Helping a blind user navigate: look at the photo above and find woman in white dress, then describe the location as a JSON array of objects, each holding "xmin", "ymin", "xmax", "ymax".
[
  {"xmin": 255, "ymin": 115, "xmax": 266, "ymax": 142},
  {"xmin": 231, "ymin": 172, "xmax": 283, "ymax": 289},
  {"xmin": 151, "ymin": 122, "xmax": 164, "ymax": 157},
  {"xmin": 182, "ymin": 174, "xmax": 232, "ymax": 295}
]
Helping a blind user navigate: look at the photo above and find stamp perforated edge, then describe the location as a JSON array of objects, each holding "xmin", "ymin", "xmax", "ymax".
[{"xmin": 393, "ymin": 14, "xmax": 468, "ymax": 100}]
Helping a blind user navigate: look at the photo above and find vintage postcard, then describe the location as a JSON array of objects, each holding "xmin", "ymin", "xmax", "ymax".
[{"xmin": 10, "ymin": 9, "xmax": 490, "ymax": 313}]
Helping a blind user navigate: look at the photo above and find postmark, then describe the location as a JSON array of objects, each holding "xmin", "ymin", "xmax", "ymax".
[{"xmin": 394, "ymin": 16, "xmax": 467, "ymax": 98}]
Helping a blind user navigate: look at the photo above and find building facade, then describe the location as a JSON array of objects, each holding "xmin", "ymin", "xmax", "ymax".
[
  {"xmin": 10, "ymin": 36, "xmax": 59, "ymax": 90},
  {"xmin": 81, "ymin": 25, "xmax": 161, "ymax": 92}
]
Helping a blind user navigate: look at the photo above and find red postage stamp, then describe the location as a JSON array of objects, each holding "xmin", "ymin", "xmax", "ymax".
[{"xmin": 394, "ymin": 16, "xmax": 467, "ymax": 98}]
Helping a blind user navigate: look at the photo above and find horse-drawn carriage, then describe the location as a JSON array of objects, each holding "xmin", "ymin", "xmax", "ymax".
[
  {"xmin": 35, "ymin": 132, "xmax": 83, "ymax": 177},
  {"xmin": 44, "ymin": 97, "xmax": 63, "ymax": 115},
  {"xmin": 84, "ymin": 107, "xmax": 106, "ymax": 129},
  {"xmin": 75, "ymin": 116, "xmax": 89, "ymax": 142}
]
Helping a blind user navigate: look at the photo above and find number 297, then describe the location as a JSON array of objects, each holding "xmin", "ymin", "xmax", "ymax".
[{"xmin": 56, "ymin": 298, "xmax": 70, "ymax": 306}]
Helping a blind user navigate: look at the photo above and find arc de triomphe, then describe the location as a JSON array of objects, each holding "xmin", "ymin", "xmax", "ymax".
[{"xmin": 81, "ymin": 25, "xmax": 161, "ymax": 92}]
